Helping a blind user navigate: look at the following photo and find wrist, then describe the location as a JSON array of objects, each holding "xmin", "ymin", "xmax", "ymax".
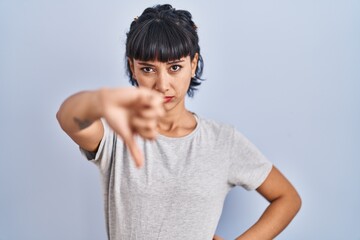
[{"xmin": 92, "ymin": 88, "xmax": 110, "ymax": 119}]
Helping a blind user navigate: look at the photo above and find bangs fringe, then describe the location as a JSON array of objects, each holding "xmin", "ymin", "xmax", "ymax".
[{"xmin": 128, "ymin": 20, "xmax": 194, "ymax": 62}]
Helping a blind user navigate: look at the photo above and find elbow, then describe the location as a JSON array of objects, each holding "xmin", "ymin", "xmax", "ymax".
[
  {"xmin": 289, "ymin": 189, "xmax": 302, "ymax": 216},
  {"xmin": 277, "ymin": 188, "xmax": 302, "ymax": 216},
  {"xmin": 294, "ymin": 191, "xmax": 302, "ymax": 214},
  {"xmin": 56, "ymin": 108, "xmax": 66, "ymax": 131},
  {"xmin": 56, "ymin": 110, "xmax": 61, "ymax": 123}
]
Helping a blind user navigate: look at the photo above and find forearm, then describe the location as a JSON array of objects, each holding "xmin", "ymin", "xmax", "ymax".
[
  {"xmin": 235, "ymin": 193, "xmax": 301, "ymax": 240},
  {"xmin": 56, "ymin": 89, "xmax": 104, "ymax": 133}
]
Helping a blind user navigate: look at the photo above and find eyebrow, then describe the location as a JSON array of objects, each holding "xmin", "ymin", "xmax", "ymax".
[
  {"xmin": 167, "ymin": 59, "xmax": 185, "ymax": 64},
  {"xmin": 137, "ymin": 59, "xmax": 185, "ymax": 66}
]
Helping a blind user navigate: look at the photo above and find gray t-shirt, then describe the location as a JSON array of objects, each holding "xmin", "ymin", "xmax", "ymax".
[{"xmin": 81, "ymin": 114, "xmax": 272, "ymax": 240}]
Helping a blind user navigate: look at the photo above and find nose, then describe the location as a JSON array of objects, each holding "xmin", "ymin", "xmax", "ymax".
[{"xmin": 155, "ymin": 71, "xmax": 170, "ymax": 93}]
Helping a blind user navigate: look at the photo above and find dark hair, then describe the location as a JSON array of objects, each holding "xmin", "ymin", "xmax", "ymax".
[{"xmin": 125, "ymin": 4, "xmax": 204, "ymax": 97}]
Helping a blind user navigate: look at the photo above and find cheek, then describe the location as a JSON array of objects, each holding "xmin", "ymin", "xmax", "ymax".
[
  {"xmin": 134, "ymin": 71, "xmax": 153, "ymax": 87},
  {"xmin": 176, "ymin": 72, "xmax": 192, "ymax": 92},
  {"xmin": 136, "ymin": 79, "xmax": 153, "ymax": 88},
  {"xmin": 183, "ymin": 70, "xmax": 193, "ymax": 84}
]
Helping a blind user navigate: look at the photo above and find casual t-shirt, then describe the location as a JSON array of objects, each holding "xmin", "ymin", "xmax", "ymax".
[{"xmin": 81, "ymin": 114, "xmax": 273, "ymax": 240}]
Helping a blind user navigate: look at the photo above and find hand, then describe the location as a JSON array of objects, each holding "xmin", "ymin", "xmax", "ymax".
[
  {"xmin": 100, "ymin": 87, "xmax": 164, "ymax": 168},
  {"xmin": 213, "ymin": 234, "xmax": 224, "ymax": 240}
]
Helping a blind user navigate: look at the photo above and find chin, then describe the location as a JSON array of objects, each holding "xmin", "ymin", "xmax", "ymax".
[{"xmin": 163, "ymin": 101, "xmax": 180, "ymax": 112}]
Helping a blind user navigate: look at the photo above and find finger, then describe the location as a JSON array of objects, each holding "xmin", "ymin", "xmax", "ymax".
[
  {"xmin": 109, "ymin": 111, "xmax": 144, "ymax": 168},
  {"xmin": 212, "ymin": 235, "xmax": 224, "ymax": 240},
  {"xmin": 134, "ymin": 108, "xmax": 161, "ymax": 119},
  {"xmin": 124, "ymin": 135, "xmax": 144, "ymax": 168},
  {"xmin": 131, "ymin": 117, "xmax": 157, "ymax": 133},
  {"xmin": 135, "ymin": 90, "xmax": 165, "ymax": 119},
  {"xmin": 111, "ymin": 124, "xmax": 144, "ymax": 168},
  {"xmin": 136, "ymin": 127, "xmax": 157, "ymax": 140},
  {"xmin": 136, "ymin": 88, "xmax": 158, "ymax": 103},
  {"xmin": 137, "ymin": 88, "xmax": 164, "ymax": 108},
  {"xmin": 153, "ymin": 98, "xmax": 165, "ymax": 117},
  {"xmin": 135, "ymin": 104, "xmax": 165, "ymax": 120}
]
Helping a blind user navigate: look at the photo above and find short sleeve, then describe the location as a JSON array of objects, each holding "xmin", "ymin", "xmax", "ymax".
[
  {"xmin": 79, "ymin": 118, "xmax": 116, "ymax": 172},
  {"xmin": 228, "ymin": 128, "xmax": 273, "ymax": 190}
]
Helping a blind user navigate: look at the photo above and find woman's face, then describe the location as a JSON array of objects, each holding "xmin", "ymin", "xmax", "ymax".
[{"xmin": 129, "ymin": 54, "xmax": 198, "ymax": 112}]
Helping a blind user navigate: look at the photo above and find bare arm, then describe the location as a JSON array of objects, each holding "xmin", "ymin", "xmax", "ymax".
[
  {"xmin": 56, "ymin": 90, "xmax": 104, "ymax": 152},
  {"xmin": 235, "ymin": 166, "xmax": 301, "ymax": 240},
  {"xmin": 56, "ymin": 87, "xmax": 164, "ymax": 167}
]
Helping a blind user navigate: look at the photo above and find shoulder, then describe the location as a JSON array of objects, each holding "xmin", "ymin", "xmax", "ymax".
[
  {"xmin": 196, "ymin": 113, "xmax": 234, "ymax": 130},
  {"xmin": 196, "ymin": 114, "xmax": 236, "ymax": 138},
  {"xmin": 196, "ymin": 115, "xmax": 255, "ymax": 146}
]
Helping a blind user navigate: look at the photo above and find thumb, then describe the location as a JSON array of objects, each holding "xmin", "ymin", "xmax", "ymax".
[
  {"xmin": 124, "ymin": 134, "xmax": 144, "ymax": 168},
  {"xmin": 106, "ymin": 108, "xmax": 144, "ymax": 168}
]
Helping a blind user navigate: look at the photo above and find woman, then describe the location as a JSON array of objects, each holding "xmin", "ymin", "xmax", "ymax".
[{"xmin": 57, "ymin": 4, "xmax": 301, "ymax": 240}]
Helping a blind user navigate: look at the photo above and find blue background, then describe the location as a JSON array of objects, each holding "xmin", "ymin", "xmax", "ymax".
[{"xmin": 1, "ymin": 0, "xmax": 359, "ymax": 239}]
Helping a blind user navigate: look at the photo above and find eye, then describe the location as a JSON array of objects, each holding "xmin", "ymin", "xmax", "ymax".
[
  {"xmin": 141, "ymin": 67, "xmax": 155, "ymax": 73},
  {"xmin": 170, "ymin": 65, "xmax": 182, "ymax": 72}
]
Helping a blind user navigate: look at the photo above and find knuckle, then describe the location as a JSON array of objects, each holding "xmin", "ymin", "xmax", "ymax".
[{"xmin": 145, "ymin": 121, "xmax": 155, "ymax": 130}]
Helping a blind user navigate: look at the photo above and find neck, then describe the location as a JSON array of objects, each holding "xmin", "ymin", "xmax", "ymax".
[
  {"xmin": 158, "ymin": 107, "xmax": 189, "ymax": 131},
  {"xmin": 157, "ymin": 102, "xmax": 196, "ymax": 137}
]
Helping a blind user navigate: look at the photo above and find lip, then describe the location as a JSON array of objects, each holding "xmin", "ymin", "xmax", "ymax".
[{"xmin": 163, "ymin": 96, "xmax": 174, "ymax": 103}]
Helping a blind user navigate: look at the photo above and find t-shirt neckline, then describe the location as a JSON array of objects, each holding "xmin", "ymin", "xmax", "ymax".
[{"xmin": 157, "ymin": 113, "xmax": 200, "ymax": 141}]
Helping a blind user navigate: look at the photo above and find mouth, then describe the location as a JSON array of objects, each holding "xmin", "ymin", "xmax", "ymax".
[{"xmin": 163, "ymin": 96, "xmax": 174, "ymax": 103}]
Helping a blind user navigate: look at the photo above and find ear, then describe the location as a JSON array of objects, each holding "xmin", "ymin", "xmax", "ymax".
[
  {"xmin": 128, "ymin": 58, "xmax": 136, "ymax": 79},
  {"xmin": 191, "ymin": 53, "xmax": 199, "ymax": 77}
]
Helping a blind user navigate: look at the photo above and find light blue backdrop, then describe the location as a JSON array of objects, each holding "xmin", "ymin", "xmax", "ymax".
[{"xmin": 0, "ymin": 0, "xmax": 359, "ymax": 239}]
